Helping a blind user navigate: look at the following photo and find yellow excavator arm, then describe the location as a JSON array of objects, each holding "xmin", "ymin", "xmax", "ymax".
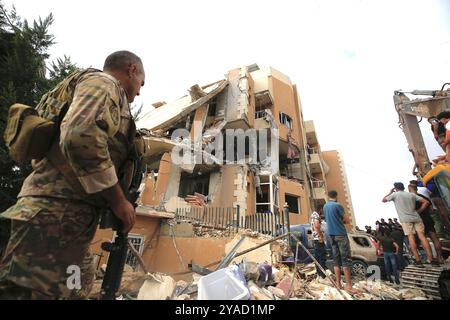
[{"xmin": 393, "ymin": 84, "xmax": 450, "ymax": 179}]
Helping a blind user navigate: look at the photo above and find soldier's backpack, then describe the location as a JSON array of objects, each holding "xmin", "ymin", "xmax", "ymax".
[
  {"xmin": 3, "ymin": 68, "xmax": 99, "ymax": 165},
  {"xmin": 4, "ymin": 104, "xmax": 55, "ymax": 164}
]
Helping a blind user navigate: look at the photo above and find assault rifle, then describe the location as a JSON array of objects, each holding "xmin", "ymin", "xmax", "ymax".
[{"xmin": 99, "ymin": 156, "xmax": 144, "ymax": 300}]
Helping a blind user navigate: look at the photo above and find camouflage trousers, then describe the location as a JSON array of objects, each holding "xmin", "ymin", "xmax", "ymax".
[{"xmin": 0, "ymin": 196, "xmax": 99, "ymax": 300}]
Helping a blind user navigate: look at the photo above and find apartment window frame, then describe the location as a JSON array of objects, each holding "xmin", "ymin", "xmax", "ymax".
[
  {"xmin": 208, "ymin": 98, "xmax": 217, "ymax": 117},
  {"xmin": 285, "ymin": 193, "xmax": 300, "ymax": 214},
  {"xmin": 178, "ymin": 172, "xmax": 211, "ymax": 198},
  {"xmin": 118, "ymin": 233, "xmax": 145, "ymax": 271},
  {"xmin": 279, "ymin": 112, "xmax": 293, "ymax": 130}
]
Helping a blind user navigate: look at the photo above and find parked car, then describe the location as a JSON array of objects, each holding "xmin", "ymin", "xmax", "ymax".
[{"xmin": 288, "ymin": 224, "xmax": 385, "ymax": 277}]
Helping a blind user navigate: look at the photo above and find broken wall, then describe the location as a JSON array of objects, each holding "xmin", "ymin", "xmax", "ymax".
[
  {"xmin": 233, "ymin": 165, "xmax": 248, "ymax": 217},
  {"xmin": 212, "ymin": 166, "xmax": 235, "ymax": 208},
  {"xmin": 90, "ymin": 216, "xmax": 234, "ymax": 282},
  {"xmin": 141, "ymin": 152, "xmax": 172, "ymax": 207},
  {"xmin": 278, "ymin": 177, "xmax": 309, "ymax": 225},
  {"xmin": 90, "ymin": 215, "xmax": 161, "ymax": 270},
  {"xmin": 270, "ymin": 76, "xmax": 301, "ymax": 146},
  {"xmin": 208, "ymin": 171, "xmax": 222, "ymax": 205},
  {"xmin": 224, "ymin": 67, "xmax": 254, "ymax": 127},
  {"xmin": 163, "ymin": 156, "xmax": 182, "ymax": 211}
]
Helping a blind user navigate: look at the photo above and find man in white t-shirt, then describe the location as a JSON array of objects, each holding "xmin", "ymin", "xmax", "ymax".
[
  {"xmin": 310, "ymin": 205, "xmax": 327, "ymax": 278},
  {"xmin": 382, "ymin": 182, "xmax": 434, "ymax": 267}
]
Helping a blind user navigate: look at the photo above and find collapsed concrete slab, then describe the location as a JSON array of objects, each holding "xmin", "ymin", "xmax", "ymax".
[
  {"xmin": 137, "ymin": 80, "xmax": 228, "ymax": 132},
  {"xmin": 224, "ymin": 233, "xmax": 274, "ymax": 265},
  {"xmin": 137, "ymin": 273, "xmax": 177, "ymax": 300}
]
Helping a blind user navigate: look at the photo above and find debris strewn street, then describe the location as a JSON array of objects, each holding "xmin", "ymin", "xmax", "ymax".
[{"xmin": 89, "ymin": 231, "xmax": 447, "ymax": 300}]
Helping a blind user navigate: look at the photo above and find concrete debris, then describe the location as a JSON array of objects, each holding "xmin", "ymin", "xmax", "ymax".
[
  {"xmin": 137, "ymin": 273, "xmax": 176, "ymax": 300},
  {"xmin": 89, "ymin": 265, "xmax": 147, "ymax": 300},
  {"xmin": 175, "ymin": 280, "xmax": 189, "ymax": 295},
  {"xmin": 137, "ymin": 79, "xmax": 228, "ymax": 132},
  {"xmin": 119, "ymin": 272, "xmax": 149, "ymax": 296},
  {"xmin": 193, "ymin": 226, "xmax": 233, "ymax": 238},
  {"xmin": 243, "ymin": 229, "xmax": 260, "ymax": 238},
  {"xmin": 184, "ymin": 193, "xmax": 207, "ymax": 206},
  {"xmin": 247, "ymin": 281, "xmax": 272, "ymax": 300},
  {"xmin": 89, "ymin": 235, "xmax": 435, "ymax": 301},
  {"xmin": 353, "ymin": 280, "xmax": 431, "ymax": 300},
  {"xmin": 319, "ymin": 286, "xmax": 353, "ymax": 300},
  {"xmin": 400, "ymin": 288, "xmax": 429, "ymax": 300},
  {"xmin": 275, "ymin": 275, "xmax": 302, "ymax": 297},
  {"xmin": 298, "ymin": 263, "xmax": 317, "ymax": 280},
  {"xmin": 224, "ymin": 233, "xmax": 277, "ymax": 265},
  {"xmin": 272, "ymin": 266, "xmax": 287, "ymax": 283},
  {"xmin": 268, "ymin": 286, "xmax": 287, "ymax": 299},
  {"xmin": 241, "ymin": 261, "xmax": 260, "ymax": 282}
]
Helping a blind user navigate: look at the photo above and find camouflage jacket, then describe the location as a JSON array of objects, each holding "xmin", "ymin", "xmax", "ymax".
[{"xmin": 18, "ymin": 69, "xmax": 134, "ymax": 207}]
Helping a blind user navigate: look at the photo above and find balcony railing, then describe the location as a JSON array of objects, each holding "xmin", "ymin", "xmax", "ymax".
[
  {"xmin": 255, "ymin": 109, "xmax": 269, "ymax": 119},
  {"xmin": 176, "ymin": 206, "xmax": 237, "ymax": 231},
  {"xmin": 312, "ymin": 180, "xmax": 325, "ymax": 188},
  {"xmin": 307, "ymin": 146, "xmax": 320, "ymax": 155},
  {"xmin": 175, "ymin": 206, "xmax": 290, "ymax": 236}
]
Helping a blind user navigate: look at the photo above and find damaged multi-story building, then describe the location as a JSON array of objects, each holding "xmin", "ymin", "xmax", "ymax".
[{"xmin": 90, "ymin": 64, "xmax": 356, "ymax": 277}]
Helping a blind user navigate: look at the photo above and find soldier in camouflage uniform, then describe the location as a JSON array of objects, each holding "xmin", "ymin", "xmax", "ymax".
[{"xmin": 0, "ymin": 51, "xmax": 145, "ymax": 299}]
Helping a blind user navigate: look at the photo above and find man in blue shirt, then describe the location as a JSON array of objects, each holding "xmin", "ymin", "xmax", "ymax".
[{"xmin": 324, "ymin": 190, "xmax": 357, "ymax": 294}]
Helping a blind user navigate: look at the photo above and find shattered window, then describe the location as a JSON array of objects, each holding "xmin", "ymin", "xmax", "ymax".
[
  {"xmin": 285, "ymin": 194, "xmax": 299, "ymax": 214},
  {"xmin": 279, "ymin": 112, "xmax": 293, "ymax": 129},
  {"xmin": 178, "ymin": 172, "xmax": 210, "ymax": 198},
  {"xmin": 208, "ymin": 98, "xmax": 217, "ymax": 116}
]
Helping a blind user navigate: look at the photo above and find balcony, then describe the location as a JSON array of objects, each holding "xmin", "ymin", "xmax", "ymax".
[
  {"xmin": 308, "ymin": 153, "xmax": 324, "ymax": 174},
  {"xmin": 305, "ymin": 120, "xmax": 318, "ymax": 145},
  {"xmin": 255, "ymin": 90, "xmax": 273, "ymax": 109},
  {"xmin": 254, "ymin": 109, "xmax": 274, "ymax": 130},
  {"xmin": 312, "ymin": 180, "xmax": 327, "ymax": 203}
]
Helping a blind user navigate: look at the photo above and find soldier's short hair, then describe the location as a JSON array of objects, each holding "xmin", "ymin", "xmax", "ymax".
[{"xmin": 103, "ymin": 51, "xmax": 143, "ymax": 73}]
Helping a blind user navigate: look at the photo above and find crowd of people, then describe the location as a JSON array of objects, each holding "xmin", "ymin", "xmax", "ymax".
[
  {"xmin": 364, "ymin": 218, "xmax": 402, "ymax": 237},
  {"xmin": 369, "ymin": 178, "xmax": 449, "ymax": 285}
]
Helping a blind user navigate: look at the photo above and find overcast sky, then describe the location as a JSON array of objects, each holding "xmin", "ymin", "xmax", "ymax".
[{"xmin": 5, "ymin": 0, "xmax": 450, "ymax": 229}]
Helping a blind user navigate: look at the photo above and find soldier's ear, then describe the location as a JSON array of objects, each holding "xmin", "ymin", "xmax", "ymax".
[{"xmin": 128, "ymin": 64, "xmax": 139, "ymax": 78}]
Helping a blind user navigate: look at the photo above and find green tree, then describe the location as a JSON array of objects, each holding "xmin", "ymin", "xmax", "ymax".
[{"xmin": 0, "ymin": 2, "xmax": 77, "ymax": 211}]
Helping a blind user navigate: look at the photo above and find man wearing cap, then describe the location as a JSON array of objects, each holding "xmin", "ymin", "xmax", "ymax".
[{"xmin": 383, "ymin": 182, "xmax": 434, "ymax": 267}]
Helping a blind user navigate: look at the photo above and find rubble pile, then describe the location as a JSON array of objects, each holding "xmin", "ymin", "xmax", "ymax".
[
  {"xmin": 89, "ymin": 264, "xmax": 149, "ymax": 300},
  {"xmin": 90, "ymin": 233, "xmax": 433, "ymax": 300},
  {"xmin": 193, "ymin": 225, "xmax": 233, "ymax": 238}
]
